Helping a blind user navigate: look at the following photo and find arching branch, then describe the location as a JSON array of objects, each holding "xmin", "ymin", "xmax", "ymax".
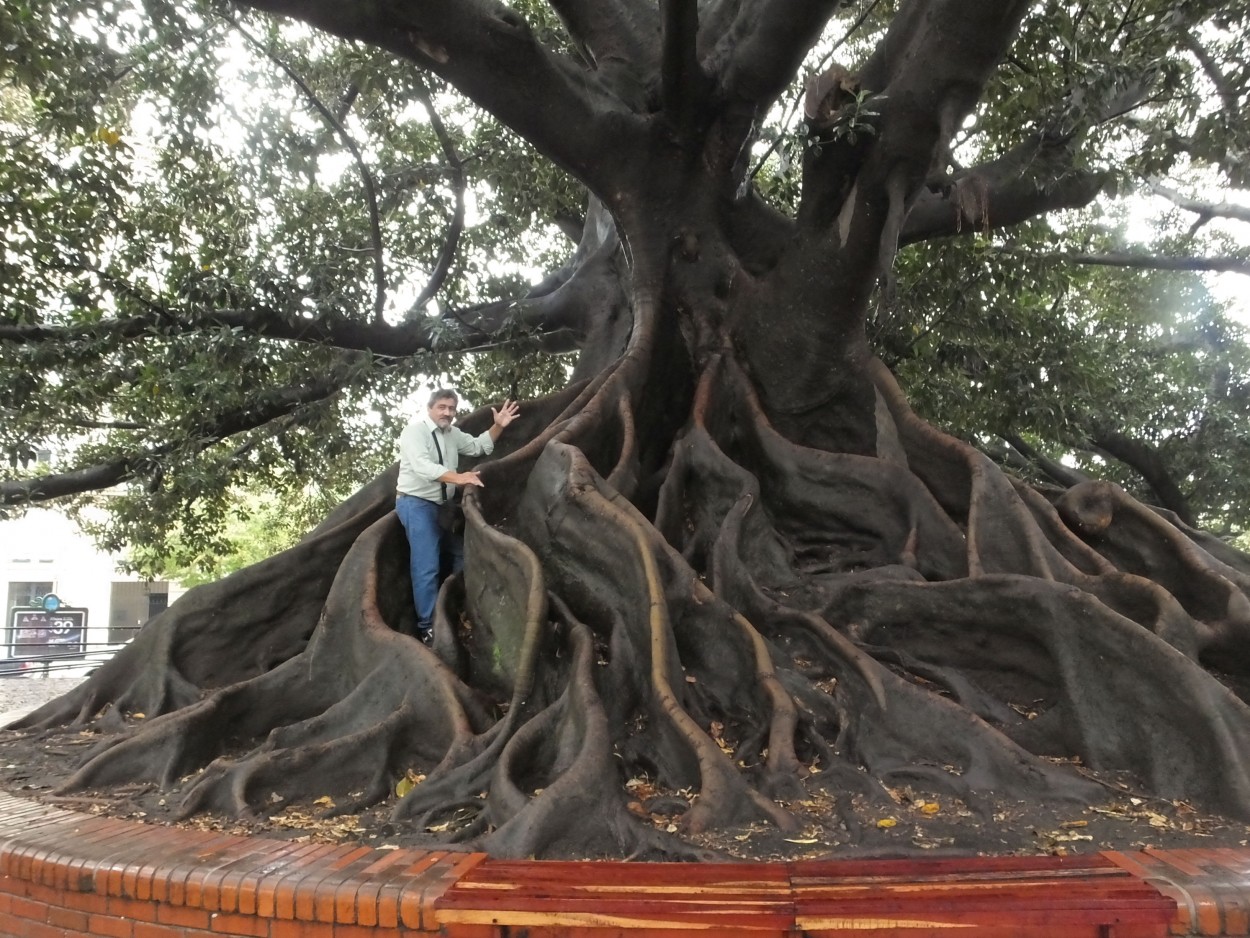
[
  {"xmin": 332, "ymin": 80, "xmax": 360, "ymax": 124},
  {"xmin": 67, "ymin": 420, "xmax": 149, "ymax": 431},
  {"xmin": 889, "ymin": 39, "xmax": 1158, "ymax": 246},
  {"xmin": 1, "ymin": 314, "xmax": 156, "ymax": 346},
  {"xmin": 0, "ymin": 304, "xmax": 478, "ymax": 354},
  {"xmin": 1, "ymin": 373, "xmax": 353, "ymax": 506}
]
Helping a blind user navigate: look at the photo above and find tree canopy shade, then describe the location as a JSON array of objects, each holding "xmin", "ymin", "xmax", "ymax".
[{"xmin": 5, "ymin": 0, "xmax": 1250, "ymax": 859}]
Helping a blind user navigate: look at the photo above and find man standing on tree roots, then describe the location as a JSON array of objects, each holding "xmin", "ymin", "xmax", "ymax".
[{"xmin": 396, "ymin": 389, "xmax": 520, "ymax": 645}]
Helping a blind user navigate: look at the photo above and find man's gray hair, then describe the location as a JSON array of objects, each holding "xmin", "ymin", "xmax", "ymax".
[{"xmin": 428, "ymin": 388, "xmax": 458, "ymax": 408}]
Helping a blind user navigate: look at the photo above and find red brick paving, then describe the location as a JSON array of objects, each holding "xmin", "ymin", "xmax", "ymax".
[{"xmin": 1, "ymin": 791, "xmax": 1246, "ymax": 935}]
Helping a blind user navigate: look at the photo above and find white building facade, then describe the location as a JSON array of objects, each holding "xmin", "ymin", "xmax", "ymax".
[{"xmin": 0, "ymin": 509, "xmax": 184, "ymax": 676}]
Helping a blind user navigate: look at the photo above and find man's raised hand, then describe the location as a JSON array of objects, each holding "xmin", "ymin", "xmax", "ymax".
[{"xmin": 492, "ymin": 399, "xmax": 520, "ymax": 428}]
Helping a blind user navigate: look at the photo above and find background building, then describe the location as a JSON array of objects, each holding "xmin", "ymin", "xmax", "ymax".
[{"xmin": 1, "ymin": 509, "xmax": 184, "ymax": 676}]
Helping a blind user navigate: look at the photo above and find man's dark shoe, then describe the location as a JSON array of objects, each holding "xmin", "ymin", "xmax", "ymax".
[{"xmin": 418, "ymin": 628, "xmax": 434, "ymax": 646}]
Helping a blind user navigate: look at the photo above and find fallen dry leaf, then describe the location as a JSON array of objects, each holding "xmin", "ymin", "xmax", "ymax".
[
  {"xmin": 1044, "ymin": 830, "xmax": 1094, "ymax": 843},
  {"xmin": 395, "ymin": 769, "xmax": 426, "ymax": 798},
  {"xmin": 625, "ymin": 777, "xmax": 659, "ymax": 801}
]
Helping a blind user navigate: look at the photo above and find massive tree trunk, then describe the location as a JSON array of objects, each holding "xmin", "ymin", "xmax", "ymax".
[{"xmin": 11, "ymin": 0, "xmax": 1250, "ymax": 859}]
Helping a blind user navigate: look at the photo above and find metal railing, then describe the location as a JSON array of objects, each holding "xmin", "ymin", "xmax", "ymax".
[{"xmin": 0, "ymin": 630, "xmax": 142, "ymax": 677}]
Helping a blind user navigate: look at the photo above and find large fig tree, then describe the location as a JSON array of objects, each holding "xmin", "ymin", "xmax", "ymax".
[{"xmin": 6, "ymin": 0, "xmax": 1250, "ymax": 858}]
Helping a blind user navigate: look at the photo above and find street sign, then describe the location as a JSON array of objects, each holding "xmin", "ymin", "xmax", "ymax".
[{"xmin": 7, "ymin": 608, "xmax": 88, "ymax": 659}]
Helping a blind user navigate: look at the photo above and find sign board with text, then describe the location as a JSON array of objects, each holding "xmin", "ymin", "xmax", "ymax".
[{"xmin": 7, "ymin": 608, "xmax": 88, "ymax": 659}]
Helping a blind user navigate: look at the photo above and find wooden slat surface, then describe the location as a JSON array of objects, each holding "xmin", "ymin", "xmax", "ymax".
[{"xmin": 434, "ymin": 852, "xmax": 1175, "ymax": 936}]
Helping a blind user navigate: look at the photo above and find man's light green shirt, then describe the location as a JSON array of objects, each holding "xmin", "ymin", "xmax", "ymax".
[{"xmin": 396, "ymin": 413, "xmax": 494, "ymax": 502}]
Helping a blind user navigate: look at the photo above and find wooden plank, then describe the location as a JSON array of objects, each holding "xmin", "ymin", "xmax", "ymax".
[{"xmin": 791, "ymin": 854, "xmax": 1118, "ymax": 878}]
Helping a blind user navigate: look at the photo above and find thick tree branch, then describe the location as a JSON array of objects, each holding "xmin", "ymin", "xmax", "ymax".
[
  {"xmin": 547, "ymin": 0, "xmax": 656, "ymax": 91},
  {"xmin": 711, "ymin": 0, "xmax": 842, "ymax": 110},
  {"xmin": 0, "ymin": 296, "xmax": 574, "ymax": 356},
  {"xmin": 4, "ymin": 237, "xmax": 617, "ymax": 354},
  {"xmin": 3, "ymin": 458, "xmax": 158, "ymax": 507},
  {"xmin": 898, "ymin": 46, "xmax": 1159, "ymax": 243},
  {"xmin": 1, "ymin": 375, "xmax": 349, "ymax": 506},
  {"xmin": 857, "ymin": 0, "xmax": 1024, "ymax": 94},
  {"xmin": 901, "ymin": 136, "xmax": 1107, "ymax": 244},
  {"xmin": 993, "ymin": 248, "xmax": 1250, "ymax": 276},
  {"xmin": 740, "ymin": 0, "xmax": 1032, "ymax": 445},
  {"xmin": 332, "ymin": 80, "xmax": 360, "ymax": 125},
  {"xmin": 836, "ymin": 0, "xmax": 1031, "ymax": 270},
  {"xmin": 1085, "ymin": 427, "xmax": 1194, "ymax": 525},
  {"xmin": 1, "ymin": 314, "xmax": 156, "ymax": 345},
  {"xmin": 69, "ymin": 420, "xmax": 149, "ymax": 431},
  {"xmin": 2, "ymin": 239, "xmax": 621, "ymax": 356},
  {"xmin": 232, "ymin": 0, "xmax": 628, "ymax": 190}
]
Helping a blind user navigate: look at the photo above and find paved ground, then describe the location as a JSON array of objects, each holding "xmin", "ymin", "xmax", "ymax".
[{"xmin": 0, "ymin": 676, "xmax": 83, "ymax": 727}]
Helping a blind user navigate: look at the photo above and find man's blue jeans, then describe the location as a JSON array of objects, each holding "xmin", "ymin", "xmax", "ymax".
[{"xmin": 395, "ymin": 494, "xmax": 464, "ymax": 631}]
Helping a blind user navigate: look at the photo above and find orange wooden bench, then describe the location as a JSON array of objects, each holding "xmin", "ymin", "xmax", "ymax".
[{"xmin": 433, "ymin": 852, "xmax": 1176, "ymax": 937}]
